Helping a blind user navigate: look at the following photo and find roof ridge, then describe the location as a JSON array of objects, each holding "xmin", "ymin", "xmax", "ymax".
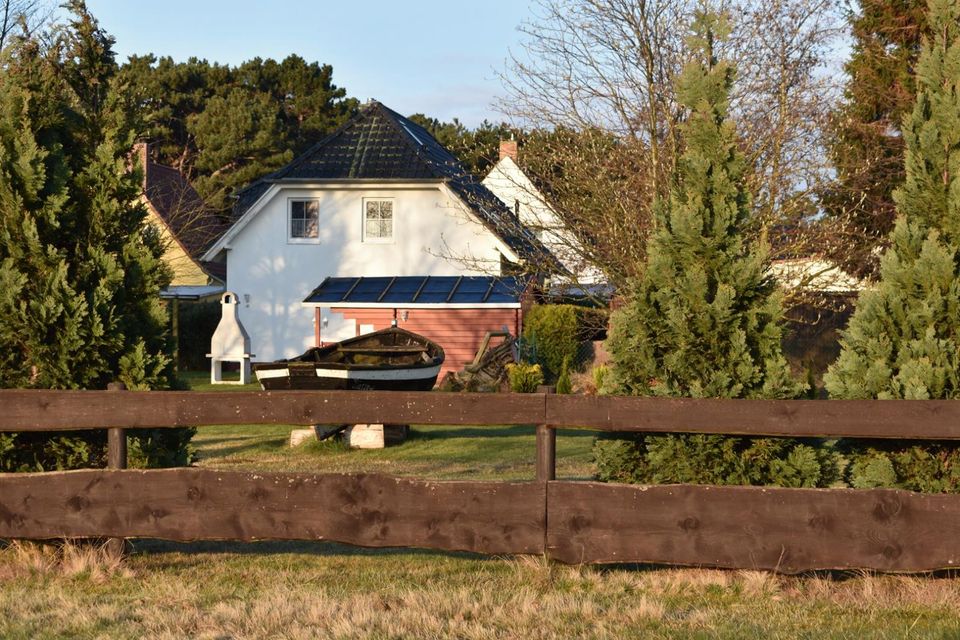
[
  {"xmin": 267, "ymin": 103, "xmax": 376, "ymax": 183},
  {"xmin": 366, "ymin": 102, "xmax": 450, "ymax": 180}
]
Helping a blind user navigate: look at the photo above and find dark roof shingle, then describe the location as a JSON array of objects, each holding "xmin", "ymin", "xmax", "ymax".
[{"xmin": 144, "ymin": 157, "xmax": 230, "ymax": 265}]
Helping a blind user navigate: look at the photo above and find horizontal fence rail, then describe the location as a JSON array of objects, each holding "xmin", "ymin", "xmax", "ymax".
[
  {"xmin": 3, "ymin": 390, "xmax": 960, "ymax": 573},
  {"xmin": 3, "ymin": 390, "xmax": 960, "ymax": 439},
  {"xmin": 0, "ymin": 469, "xmax": 545, "ymax": 556}
]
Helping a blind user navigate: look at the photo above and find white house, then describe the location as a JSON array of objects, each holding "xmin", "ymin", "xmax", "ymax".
[
  {"xmin": 482, "ymin": 141, "xmax": 606, "ymax": 289},
  {"xmin": 203, "ymin": 101, "xmax": 557, "ymax": 364}
]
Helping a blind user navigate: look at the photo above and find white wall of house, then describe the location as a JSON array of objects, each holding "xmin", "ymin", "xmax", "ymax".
[
  {"xmin": 216, "ymin": 182, "xmax": 512, "ymax": 361},
  {"xmin": 483, "ymin": 156, "xmax": 604, "ymax": 285}
]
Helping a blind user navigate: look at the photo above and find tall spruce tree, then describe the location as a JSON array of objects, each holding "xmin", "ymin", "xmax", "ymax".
[
  {"xmin": 606, "ymin": 12, "xmax": 798, "ymax": 400},
  {"xmin": 825, "ymin": 0, "xmax": 928, "ymax": 278},
  {"xmin": 0, "ymin": 2, "xmax": 184, "ymax": 471},
  {"xmin": 826, "ymin": 0, "xmax": 960, "ymax": 401},
  {"xmin": 594, "ymin": 10, "xmax": 838, "ymax": 488},
  {"xmin": 824, "ymin": 0, "xmax": 960, "ymax": 492}
]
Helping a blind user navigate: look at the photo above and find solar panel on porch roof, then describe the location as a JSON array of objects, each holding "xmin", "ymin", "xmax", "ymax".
[{"xmin": 303, "ymin": 276, "xmax": 529, "ymax": 306}]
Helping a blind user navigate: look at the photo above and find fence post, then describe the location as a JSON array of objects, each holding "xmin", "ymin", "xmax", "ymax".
[
  {"xmin": 536, "ymin": 385, "xmax": 556, "ymax": 482},
  {"xmin": 105, "ymin": 382, "xmax": 128, "ymax": 557},
  {"xmin": 106, "ymin": 382, "xmax": 128, "ymax": 470}
]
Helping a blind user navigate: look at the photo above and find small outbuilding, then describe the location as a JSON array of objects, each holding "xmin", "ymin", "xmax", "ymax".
[{"xmin": 303, "ymin": 275, "xmax": 532, "ymax": 378}]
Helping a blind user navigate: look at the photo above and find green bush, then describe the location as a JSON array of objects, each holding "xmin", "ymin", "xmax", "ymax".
[
  {"xmin": 507, "ymin": 363, "xmax": 544, "ymax": 393},
  {"xmin": 177, "ymin": 300, "xmax": 220, "ymax": 371},
  {"xmin": 842, "ymin": 441, "xmax": 960, "ymax": 493},
  {"xmin": 522, "ymin": 304, "xmax": 607, "ymax": 382},
  {"xmin": 0, "ymin": 428, "xmax": 196, "ymax": 472},
  {"xmin": 555, "ymin": 356, "xmax": 573, "ymax": 394},
  {"xmin": 592, "ymin": 365, "xmax": 609, "ymax": 393},
  {"xmin": 591, "ymin": 434, "xmax": 960, "ymax": 493},
  {"xmin": 592, "ymin": 433, "xmax": 846, "ymax": 488}
]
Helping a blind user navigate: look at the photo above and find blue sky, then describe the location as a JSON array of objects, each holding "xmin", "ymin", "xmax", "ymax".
[{"xmin": 85, "ymin": 0, "xmax": 534, "ymax": 127}]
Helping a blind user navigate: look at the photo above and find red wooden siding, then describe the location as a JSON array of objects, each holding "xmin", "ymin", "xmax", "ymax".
[{"xmin": 316, "ymin": 307, "xmax": 520, "ymax": 380}]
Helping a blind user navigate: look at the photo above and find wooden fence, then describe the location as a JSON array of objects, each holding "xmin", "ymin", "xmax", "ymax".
[{"xmin": 2, "ymin": 389, "xmax": 960, "ymax": 573}]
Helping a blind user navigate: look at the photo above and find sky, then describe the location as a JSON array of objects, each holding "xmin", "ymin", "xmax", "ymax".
[{"xmin": 84, "ymin": 0, "xmax": 535, "ymax": 127}]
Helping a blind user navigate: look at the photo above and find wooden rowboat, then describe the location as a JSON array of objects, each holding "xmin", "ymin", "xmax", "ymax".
[{"xmin": 253, "ymin": 327, "xmax": 445, "ymax": 391}]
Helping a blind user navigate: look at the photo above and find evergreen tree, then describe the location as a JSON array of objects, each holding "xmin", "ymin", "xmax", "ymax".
[
  {"xmin": 826, "ymin": 0, "xmax": 960, "ymax": 401},
  {"xmin": 606, "ymin": 11, "xmax": 799, "ymax": 400},
  {"xmin": 825, "ymin": 0, "xmax": 960, "ymax": 492},
  {"xmin": 0, "ymin": 2, "xmax": 186, "ymax": 471},
  {"xmin": 824, "ymin": 0, "xmax": 928, "ymax": 278},
  {"xmin": 594, "ymin": 10, "xmax": 833, "ymax": 488},
  {"xmin": 118, "ymin": 54, "xmax": 358, "ymax": 210}
]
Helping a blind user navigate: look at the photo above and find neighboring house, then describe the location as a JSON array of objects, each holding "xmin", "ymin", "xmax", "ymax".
[
  {"xmin": 482, "ymin": 140, "xmax": 606, "ymax": 289},
  {"xmin": 202, "ymin": 101, "xmax": 557, "ymax": 369},
  {"xmin": 770, "ymin": 257, "xmax": 863, "ymax": 296},
  {"xmin": 137, "ymin": 143, "xmax": 227, "ymax": 301}
]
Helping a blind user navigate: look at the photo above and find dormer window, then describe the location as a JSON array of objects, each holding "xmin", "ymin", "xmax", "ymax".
[
  {"xmin": 290, "ymin": 199, "xmax": 319, "ymax": 240},
  {"xmin": 363, "ymin": 198, "xmax": 394, "ymax": 242}
]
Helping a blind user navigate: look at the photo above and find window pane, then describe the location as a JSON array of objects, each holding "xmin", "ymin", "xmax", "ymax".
[
  {"xmin": 291, "ymin": 201, "xmax": 304, "ymax": 220},
  {"xmin": 291, "ymin": 200, "xmax": 319, "ymax": 238},
  {"xmin": 366, "ymin": 201, "xmax": 379, "ymax": 218},
  {"xmin": 380, "ymin": 201, "xmax": 393, "ymax": 217},
  {"xmin": 380, "ymin": 219, "xmax": 392, "ymax": 238},
  {"xmin": 366, "ymin": 219, "xmax": 380, "ymax": 238}
]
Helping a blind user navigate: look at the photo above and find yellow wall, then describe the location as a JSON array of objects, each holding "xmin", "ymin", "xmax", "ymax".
[{"xmin": 144, "ymin": 202, "xmax": 212, "ymax": 287}]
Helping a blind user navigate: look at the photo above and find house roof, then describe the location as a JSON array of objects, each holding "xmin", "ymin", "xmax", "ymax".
[
  {"xmin": 142, "ymin": 148, "xmax": 229, "ymax": 282},
  {"xmin": 303, "ymin": 275, "xmax": 530, "ymax": 308},
  {"xmin": 231, "ymin": 101, "xmax": 560, "ymax": 271}
]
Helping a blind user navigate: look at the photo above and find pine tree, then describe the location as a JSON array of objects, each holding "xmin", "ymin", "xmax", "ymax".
[
  {"xmin": 824, "ymin": 0, "xmax": 928, "ymax": 278},
  {"xmin": 594, "ymin": 10, "xmax": 837, "ymax": 488},
  {"xmin": 606, "ymin": 11, "xmax": 799, "ymax": 401},
  {"xmin": 0, "ymin": 2, "xmax": 185, "ymax": 471},
  {"xmin": 826, "ymin": 0, "xmax": 960, "ymax": 401},
  {"xmin": 824, "ymin": 0, "xmax": 960, "ymax": 492}
]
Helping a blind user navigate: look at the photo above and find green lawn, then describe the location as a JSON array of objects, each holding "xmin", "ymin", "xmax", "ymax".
[
  {"xmin": 179, "ymin": 369, "xmax": 595, "ymax": 480},
  {"xmin": 3, "ymin": 372, "xmax": 960, "ymax": 638}
]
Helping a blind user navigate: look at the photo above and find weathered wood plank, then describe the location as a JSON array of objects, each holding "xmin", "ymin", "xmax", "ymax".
[
  {"xmin": 546, "ymin": 481, "xmax": 960, "ymax": 572},
  {"xmin": 546, "ymin": 395, "xmax": 960, "ymax": 439},
  {"xmin": 0, "ymin": 390, "xmax": 544, "ymax": 431},
  {"xmin": 0, "ymin": 469, "xmax": 545, "ymax": 555},
  {"xmin": 5, "ymin": 390, "xmax": 960, "ymax": 440}
]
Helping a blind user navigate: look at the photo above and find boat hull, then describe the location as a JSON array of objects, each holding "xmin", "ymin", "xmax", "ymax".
[
  {"xmin": 253, "ymin": 327, "xmax": 445, "ymax": 391},
  {"xmin": 255, "ymin": 363, "xmax": 442, "ymax": 391}
]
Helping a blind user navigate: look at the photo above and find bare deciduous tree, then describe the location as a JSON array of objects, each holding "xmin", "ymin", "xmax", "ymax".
[
  {"xmin": 497, "ymin": 0, "xmax": 850, "ymax": 306},
  {"xmin": 0, "ymin": 0, "xmax": 49, "ymax": 51}
]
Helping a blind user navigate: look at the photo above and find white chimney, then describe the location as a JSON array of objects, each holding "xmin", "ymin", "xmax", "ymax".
[{"xmin": 207, "ymin": 291, "xmax": 254, "ymax": 384}]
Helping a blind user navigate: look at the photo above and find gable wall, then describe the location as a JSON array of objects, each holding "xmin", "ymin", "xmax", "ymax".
[
  {"xmin": 226, "ymin": 184, "xmax": 509, "ymax": 361},
  {"xmin": 483, "ymin": 158, "xmax": 605, "ymax": 285},
  {"xmin": 145, "ymin": 203, "xmax": 210, "ymax": 287}
]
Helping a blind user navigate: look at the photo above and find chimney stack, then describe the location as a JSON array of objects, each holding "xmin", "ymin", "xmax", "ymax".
[
  {"xmin": 131, "ymin": 141, "xmax": 152, "ymax": 188},
  {"xmin": 499, "ymin": 139, "xmax": 518, "ymax": 161}
]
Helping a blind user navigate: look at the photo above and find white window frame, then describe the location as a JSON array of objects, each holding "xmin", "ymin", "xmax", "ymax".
[
  {"xmin": 362, "ymin": 198, "xmax": 395, "ymax": 244},
  {"xmin": 288, "ymin": 198, "xmax": 320, "ymax": 243}
]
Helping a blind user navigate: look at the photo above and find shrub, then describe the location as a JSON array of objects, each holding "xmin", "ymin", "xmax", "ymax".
[
  {"xmin": 507, "ymin": 363, "xmax": 544, "ymax": 393},
  {"xmin": 592, "ymin": 365, "xmax": 609, "ymax": 393},
  {"xmin": 177, "ymin": 301, "xmax": 220, "ymax": 371},
  {"xmin": 842, "ymin": 441, "xmax": 960, "ymax": 493},
  {"xmin": 593, "ymin": 434, "xmax": 846, "ymax": 488},
  {"xmin": 522, "ymin": 304, "xmax": 608, "ymax": 382},
  {"xmin": 555, "ymin": 357, "xmax": 573, "ymax": 394},
  {"xmin": 0, "ymin": 428, "xmax": 196, "ymax": 472},
  {"xmin": 128, "ymin": 428, "xmax": 198, "ymax": 469}
]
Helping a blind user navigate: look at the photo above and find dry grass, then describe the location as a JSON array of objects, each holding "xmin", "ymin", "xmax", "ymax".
[
  {"xmin": 3, "ymin": 540, "xmax": 960, "ymax": 639},
  {"xmin": 0, "ymin": 540, "xmax": 132, "ymax": 582}
]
